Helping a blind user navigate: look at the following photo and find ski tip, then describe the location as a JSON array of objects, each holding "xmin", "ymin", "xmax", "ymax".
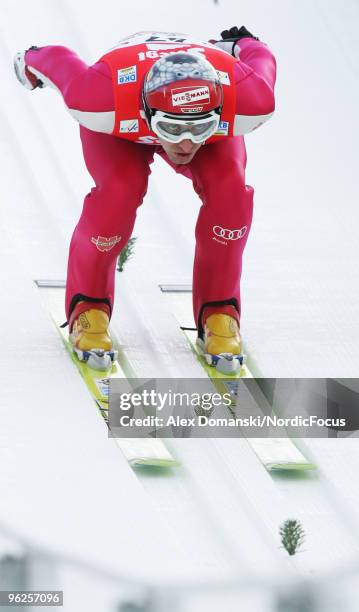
[
  {"xmin": 130, "ymin": 458, "xmax": 181, "ymax": 469},
  {"xmin": 268, "ymin": 462, "xmax": 317, "ymax": 472}
]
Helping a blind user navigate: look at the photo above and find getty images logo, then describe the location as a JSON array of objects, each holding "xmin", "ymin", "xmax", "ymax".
[{"xmin": 212, "ymin": 225, "xmax": 247, "ymax": 244}]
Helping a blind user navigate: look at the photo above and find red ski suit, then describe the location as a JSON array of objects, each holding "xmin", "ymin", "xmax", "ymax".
[{"xmin": 26, "ymin": 31, "xmax": 276, "ymax": 332}]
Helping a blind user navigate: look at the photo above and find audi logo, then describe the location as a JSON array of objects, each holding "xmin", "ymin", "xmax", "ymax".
[{"xmin": 213, "ymin": 225, "xmax": 247, "ymax": 240}]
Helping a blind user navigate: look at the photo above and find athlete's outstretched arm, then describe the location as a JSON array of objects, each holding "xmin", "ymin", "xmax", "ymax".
[
  {"xmin": 235, "ymin": 37, "xmax": 276, "ymax": 93},
  {"xmin": 214, "ymin": 26, "xmax": 277, "ymax": 134},
  {"xmin": 232, "ymin": 37, "xmax": 276, "ymax": 134},
  {"xmin": 22, "ymin": 46, "xmax": 115, "ymax": 132}
]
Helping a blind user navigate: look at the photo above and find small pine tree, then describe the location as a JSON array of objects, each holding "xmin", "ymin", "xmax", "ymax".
[
  {"xmin": 279, "ymin": 519, "xmax": 305, "ymax": 556},
  {"xmin": 117, "ymin": 237, "xmax": 137, "ymax": 272}
]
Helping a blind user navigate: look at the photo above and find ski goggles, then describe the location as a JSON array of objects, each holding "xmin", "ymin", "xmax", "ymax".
[{"xmin": 151, "ymin": 110, "xmax": 220, "ymax": 144}]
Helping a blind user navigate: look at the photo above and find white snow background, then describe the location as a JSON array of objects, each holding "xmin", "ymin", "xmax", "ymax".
[{"xmin": 1, "ymin": 1, "xmax": 359, "ymax": 611}]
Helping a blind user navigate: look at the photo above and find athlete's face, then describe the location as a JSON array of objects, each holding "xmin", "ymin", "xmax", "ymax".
[{"xmin": 159, "ymin": 138, "xmax": 203, "ymax": 165}]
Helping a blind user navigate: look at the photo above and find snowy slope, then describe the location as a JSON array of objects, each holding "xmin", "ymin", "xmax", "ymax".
[{"xmin": 1, "ymin": 1, "xmax": 359, "ymax": 611}]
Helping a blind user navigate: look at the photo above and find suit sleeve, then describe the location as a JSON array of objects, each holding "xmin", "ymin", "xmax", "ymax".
[
  {"xmin": 25, "ymin": 46, "xmax": 115, "ymax": 133},
  {"xmin": 232, "ymin": 37, "xmax": 276, "ymax": 135}
]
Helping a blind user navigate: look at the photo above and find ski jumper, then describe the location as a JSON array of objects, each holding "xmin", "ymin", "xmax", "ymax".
[{"xmin": 25, "ymin": 32, "xmax": 276, "ymax": 332}]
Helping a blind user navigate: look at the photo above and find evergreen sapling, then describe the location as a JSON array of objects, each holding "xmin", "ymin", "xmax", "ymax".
[
  {"xmin": 117, "ymin": 237, "xmax": 137, "ymax": 272},
  {"xmin": 279, "ymin": 519, "xmax": 305, "ymax": 556}
]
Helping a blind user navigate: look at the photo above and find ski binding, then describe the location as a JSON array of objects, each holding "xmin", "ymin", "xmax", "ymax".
[
  {"xmin": 73, "ymin": 347, "xmax": 118, "ymax": 371},
  {"xmin": 196, "ymin": 338, "xmax": 244, "ymax": 375}
]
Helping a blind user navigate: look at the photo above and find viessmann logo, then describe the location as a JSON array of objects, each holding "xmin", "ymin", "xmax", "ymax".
[
  {"xmin": 172, "ymin": 86, "xmax": 210, "ymax": 106},
  {"xmin": 212, "ymin": 225, "xmax": 247, "ymax": 243},
  {"xmin": 91, "ymin": 235, "xmax": 122, "ymax": 252}
]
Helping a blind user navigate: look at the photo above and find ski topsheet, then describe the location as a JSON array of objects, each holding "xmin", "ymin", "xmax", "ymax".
[
  {"xmin": 57, "ymin": 332, "xmax": 178, "ymax": 467},
  {"xmin": 41, "ymin": 286, "xmax": 178, "ymax": 468},
  {"xmin": 158, "ymin": 284, "xmax": 316, "ymax": 472},
  {"xmin": 181, "ymin": 327, "xmax": 315, "ymax": 471},
  {"xmin": 41, "ymin": 282, "xmax": 314, "ymax": 471}
]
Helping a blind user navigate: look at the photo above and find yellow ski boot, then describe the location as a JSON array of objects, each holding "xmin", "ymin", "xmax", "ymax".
[
  {"xmin": 69, "ymin": 304, "xmax": 116, "ymax": 371},
  {"xmin": 197, "ymin": 313, "xmax": 243, "ymax": 375}
]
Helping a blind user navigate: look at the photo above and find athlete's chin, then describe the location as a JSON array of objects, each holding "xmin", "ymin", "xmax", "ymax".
[{"xmin": 169, "ymin": 153, "xmax": 195, "ymax": 165}]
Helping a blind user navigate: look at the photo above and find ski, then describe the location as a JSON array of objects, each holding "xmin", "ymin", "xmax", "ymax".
[
  {"xmin": 180, "ymin": 327, "xmax": 316, "ymax": 472},
  {"xmin": 39, "ymin": 284, "xmax": 179, "ymax": 469},
  {"xmin": 57, "ymin": 327, "xmax": 178, "ymax": 468},
  {"xmin": 159, "ymin": 285, "xmax": 315, "ymax": 470}
]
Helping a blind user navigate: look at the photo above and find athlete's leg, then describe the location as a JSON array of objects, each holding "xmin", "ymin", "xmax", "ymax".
[
  {"xmin": 65, "ymin": 128, "xmax": 155, "ymax": 319},
  {"xmin": 188, "ymin": 137, "xmax": 253, "ymax": 334},
  {"xmin": 159, "ymin": 137, "xmax": 253, "ymax": 335}
]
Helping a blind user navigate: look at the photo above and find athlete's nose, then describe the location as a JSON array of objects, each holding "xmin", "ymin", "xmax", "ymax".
[{"xmin": 178, "ymin": 139, "xmax": 194, "ymax": 154}]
